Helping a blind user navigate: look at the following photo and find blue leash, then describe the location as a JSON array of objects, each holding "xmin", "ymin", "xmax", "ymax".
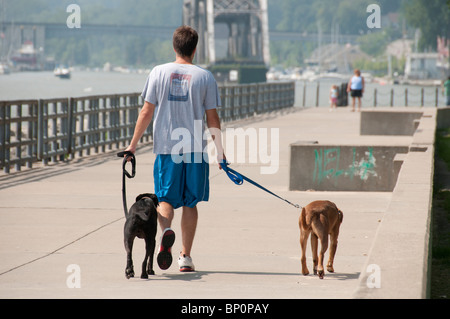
[{"xmin": 219, "ymin": 160, "xmax": 301, "ymax": 209}]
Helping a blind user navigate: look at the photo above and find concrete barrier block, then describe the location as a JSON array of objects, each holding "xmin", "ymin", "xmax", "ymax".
[
  {"xmin": 393, "ymin": 153, "xmax": 407, "ymax": 180},
  {"xmin": 289, "ymin": 143, "xmax": 409, "ymax": 191},
  {"xmin": 411, "ymin": 109, "xmax": 436, "ymax": 146},
  {"xmin": 360, "ymin": 110, "xmax": 423, "ymax": 136}
]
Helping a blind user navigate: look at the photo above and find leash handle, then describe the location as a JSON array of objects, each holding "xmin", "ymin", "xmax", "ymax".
[
  {"xmin": 117, "ymin": 151, "xmax": 136, "ymax": 178},
  {"xmin": 220, "ymin": 160, "xmax": 243, "ymax": 185},
  {"xmin": 117, "ymin": 151, "xmax": 136, "ymax": 217}
]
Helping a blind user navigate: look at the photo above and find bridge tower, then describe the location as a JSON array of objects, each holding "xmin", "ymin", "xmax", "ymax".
[{"xmin": 183, "ymin": 0, "xmax": 270, "ymax": 82}]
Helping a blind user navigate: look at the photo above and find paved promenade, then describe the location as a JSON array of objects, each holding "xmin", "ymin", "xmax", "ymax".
[{"xmin": 0, "ymin": 107, "xmax": 421, "ymax": 299}]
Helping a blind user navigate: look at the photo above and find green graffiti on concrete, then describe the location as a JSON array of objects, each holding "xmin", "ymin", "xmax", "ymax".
[{"xmin": 313, "ymin": 147, "xmax": 377, "ymax": 185}]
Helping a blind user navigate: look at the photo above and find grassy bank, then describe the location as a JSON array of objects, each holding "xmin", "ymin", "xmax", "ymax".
[{"xmin": 431, "ymin": 128, "xmax": 450, "ymax": 299}]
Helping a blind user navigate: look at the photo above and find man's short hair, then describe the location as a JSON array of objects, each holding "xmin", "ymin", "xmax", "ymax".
[{"xmin": 173, "ymin": 26, "xmax": 198, "ymax": 57}]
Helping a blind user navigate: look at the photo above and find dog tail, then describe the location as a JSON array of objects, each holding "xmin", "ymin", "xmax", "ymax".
[
  {"xmin": 338, "ymin": 209, "xmax": 343, "ymax": 223},
  {"xmin": 300, "ymin": 206, "xmax": 318, "ymax": 227},
  {"xmin": 299, "ymin": 207, "xmax": 307, "ymax": 228}
]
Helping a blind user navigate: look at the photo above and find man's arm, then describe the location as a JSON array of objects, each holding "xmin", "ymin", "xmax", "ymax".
[
  {"xmin": 205, "ymin": 108, "xmax": 225, "ymax": 167},
  {"xmin": 125, "ymin": 101, "xmax": 156, "ymax": 154}
]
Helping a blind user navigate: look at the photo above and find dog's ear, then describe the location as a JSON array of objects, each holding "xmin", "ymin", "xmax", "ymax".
[
  {"xmin": 135, "ymin": 193, "xmax": 159, "ymax": 207},
  {"xmin": 135, "ymin": 194, "xmax": 145, "ymax": 202},
  {"xmin": 135, "ymin": 193, "xmax": 153, "ymax": 202},
  {"xmin": 149, "ymin": 194, "xmax": 159, "ymax": 207}
]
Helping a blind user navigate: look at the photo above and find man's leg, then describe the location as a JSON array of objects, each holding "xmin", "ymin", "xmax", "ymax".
[
  {"xmin": 177, "ymin": 152, "xmax": 208, "ymax": 272},
  {"xmin": 157, "ymin": 201, "xmax": 175, "ymax": 270},
  {"xmin": 158, "ymin": 201, "xmax": 174, "ymax": 231},
  {"xmin": 178, "ymin": 205, "xmax": 198, "ymax": 272},
  {"xmin": 181, "ymin": 205, "xmax": 198, "ymax": 257}
]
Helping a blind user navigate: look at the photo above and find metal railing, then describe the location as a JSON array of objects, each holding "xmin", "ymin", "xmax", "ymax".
[
  {"xmin": 363, "ymin": 86, "xmax": 443, "ymax": 107},
  {"xmin": 297, "ymin": 81, "xmax": 447, "ymax": 108},
  {"xmin": 0, "ymin": 81, "xmax": 295, "ymax": 173}
]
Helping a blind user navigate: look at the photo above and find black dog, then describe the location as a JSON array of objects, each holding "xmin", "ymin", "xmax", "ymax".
[{"xmin": 124, "ymin": 193, "xmax": 159, "ymax": 279}]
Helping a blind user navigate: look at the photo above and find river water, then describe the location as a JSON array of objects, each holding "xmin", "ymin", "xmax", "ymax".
[
  {"xmin": 0, "ymin": 70, "xmax": 447, "ymax": 107},
  {"xmin": 0, "ymin": 70, "xmax": 149, "ymax": 100}
]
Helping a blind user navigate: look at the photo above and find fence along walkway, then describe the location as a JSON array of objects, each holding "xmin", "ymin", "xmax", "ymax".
[
  {"xmin": 0, "ymin": 81, "xmax": 295, "ymax": 173},
  {"xmin": 297, "ymin": 81, "xmax": 446, "ymax": 108}
]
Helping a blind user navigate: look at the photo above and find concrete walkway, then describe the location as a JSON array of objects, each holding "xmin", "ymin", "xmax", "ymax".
[{"xmin": 0, "ymin": 107, "xmax": 423, "ymax": 299}]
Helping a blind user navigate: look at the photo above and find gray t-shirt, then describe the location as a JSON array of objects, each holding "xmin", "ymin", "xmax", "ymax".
[{"xmin": 141, "ymin": 63, "xmax": 221, "ymax": 155}]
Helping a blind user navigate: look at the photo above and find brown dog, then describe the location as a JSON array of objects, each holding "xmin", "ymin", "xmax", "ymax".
[{"xmin": 299, "ymin": 200, "xmax": 343, "ymax": 279}]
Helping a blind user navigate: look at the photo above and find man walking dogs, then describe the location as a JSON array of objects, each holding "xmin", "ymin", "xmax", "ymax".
[{"xmin": 123, "ymin": 26, "xmax": 225, "ymax": 272}]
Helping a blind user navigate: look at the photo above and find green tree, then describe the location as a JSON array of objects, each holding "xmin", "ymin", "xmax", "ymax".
[
  {"xmin": 403, "ymin": 0, "xmax": 450, "ymax": 51},
  {"xmin": 270, "ymin": 41, "xmax": 304, "ymax": 67},
  {"xmin": 358, "ymin": 31, "xmax": 389, "ymax": 56}
]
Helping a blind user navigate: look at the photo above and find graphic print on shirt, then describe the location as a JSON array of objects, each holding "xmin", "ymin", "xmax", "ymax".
[{"xmin": 168, "ymin": 73, "xmax": 192, "ymax": 102}]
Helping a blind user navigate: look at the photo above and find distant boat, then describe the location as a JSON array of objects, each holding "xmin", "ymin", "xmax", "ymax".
[
  {"xmin": 0, "ymin": 63, "xmax": 10, "ymax": 74},
  {"xmin": 54, "ymin": 66, "xmax": 71, "ymax": 79},
  {"xmin": 10, "ymin": 41, "xmax": 40, "ymax": 71},
  {"xmin": 307, "ymin": 72, "xmax": 349, "ymax": 82}
]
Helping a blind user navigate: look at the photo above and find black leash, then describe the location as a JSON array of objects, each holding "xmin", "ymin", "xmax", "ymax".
[
  {"xmin": 219, "ymin": 160, "xmax": 302, "ymax": 210},
  {"xmin": 117, "ymin": 151, "xmax": 136, "ymax": 216}
]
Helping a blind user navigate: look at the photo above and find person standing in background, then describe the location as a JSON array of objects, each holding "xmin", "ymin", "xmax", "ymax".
[
  {"xmin": 347, "ymin": 69, "xmax": 365, "ymax": 112},
  {"xmin": 329, "ymin": 84, "xmax": 339, "ymax": 111},
  {"xmin": 443, "ymin": 76, "xmax": 450, "ymax": 106}
]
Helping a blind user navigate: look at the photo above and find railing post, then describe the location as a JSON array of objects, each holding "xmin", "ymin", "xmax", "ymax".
[
  {"xmin": 316, "ymin": 82, "xmax": 320, "ymax": 107},
  {"xmin": 421, "ymin": 88, "xmax": 424, "ymax": 107},
  {"xmin": 26, "ymin": 102, "xmax": 35, "ymax": 169},
  {"xmin": 435, "ymin": 87, "xmax": 439, "ymax": 107},
  {"xmin": 4, "ymin": 104, "xmax": 10, "ymax": 173},
  {"xmin": 37, "ymin": 99, "xmax": 44, "ymax": 161},
  {"xmin": 15, "ymin": 104, "xmax": 22, "ymax": 172},
  {"xmin": 390, "ymin": 88, "xmax": 394, "ymax": 107},
  {"xmin": 255, "ymin": 84, "xmax": 260, "ymax": 115},
  {"xmin": 374, "ymin": 88, "xmax": 377, "ymax": 107},
  {"xmin": 0, "ymin": 102, "xmax": 5, "ymax": 172},
  {"xmin": 230, "ymin": 86, "xmax": 235, "ymax": 120},
  {"xmin": 60, "ymin": 99, "xmax": 69, "ymax": 161},
  {"xmin": 67, "ymin": 98, "xmax": 74, "ymax": 159},
  {"xmin": 302, "ymin": 81, "xmax": 306, "ymax": 107},
  {"xmin": 405, "ymin": 88, "xmax": 408, "ymax": 107}
]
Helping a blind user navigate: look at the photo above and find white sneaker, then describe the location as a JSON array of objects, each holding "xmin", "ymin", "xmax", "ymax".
[{"xmin": 178, "ymin": 254, "xmax": 195, "ymax": 272}]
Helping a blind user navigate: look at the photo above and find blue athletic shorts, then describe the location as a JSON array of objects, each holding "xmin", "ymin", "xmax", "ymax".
[{"xmin": 153, "ymin": 153, "xmax": 210, "ymax": 209}]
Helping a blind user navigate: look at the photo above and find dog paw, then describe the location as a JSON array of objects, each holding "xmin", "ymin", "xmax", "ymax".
[
  {"xmin": 140, "ymin": 273, "xmax": 149, "ymax": 279},
  {"xmin": 125, "ymin": 268, "xmax": 135, "ymax": 279},
  {"xmin": 327, "ymin": 266, "xmax": 335, "ymax": 273},
  {"xmin": 148, "ymin": 269, "xmax": 155, "ymax": 276},
  {"xmin": 302, "ymin": 269, "xmax": 309, "ymax": 276},
  {"xmin": 125, "ymin": 272, "xmax": 134, "ymax": 279},
  {"xmin": 318, "ymin": 270, "xmax": 324, "ymax": 279}
]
